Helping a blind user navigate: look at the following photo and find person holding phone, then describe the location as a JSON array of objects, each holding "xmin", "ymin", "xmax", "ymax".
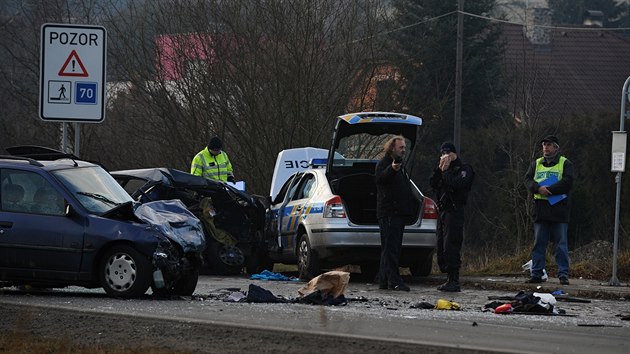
[
  {"xmin": 375, "ymin": 135, "xmax": 415, "ymax": 291},
  {"xmin": 430, "ymin": 142, "xmax": 474, "ymax": 292}
]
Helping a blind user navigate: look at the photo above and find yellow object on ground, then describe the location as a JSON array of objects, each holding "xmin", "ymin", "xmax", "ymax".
[{"xmin": 435, "ymin": 299, "xmax": 461, "ymax": 310}]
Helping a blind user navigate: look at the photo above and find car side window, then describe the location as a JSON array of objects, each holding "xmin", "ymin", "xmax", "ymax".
[
  {"xmin": 0, "ymin": 169, "xmax": 64, "ymax": 216},
  {"xmin": 292, "ymin": 174, "xmax": 315, "ymax": 201},
  {"xmin": 1, "ymin": 172, "xmax": 27, "ymax": 213},
  {"xmin": 302, "ymin": 175, "xmax": 316, "ymax": 199},
  {"xmin": 287, "ymin": 176, "xmax": 300, "ymax": 200},
  {"xmin": 273, "ymin": 173, "xmax": 302, "ymax": 204}
]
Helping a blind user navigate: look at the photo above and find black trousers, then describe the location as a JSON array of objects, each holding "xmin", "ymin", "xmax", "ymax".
[
  {"xmin": 436, "ymin": 208, "xmax": 465, "ymax": 274},
  {"xmin": 378, "ymin": 216, "xmax": 404, "ymax": 287}
]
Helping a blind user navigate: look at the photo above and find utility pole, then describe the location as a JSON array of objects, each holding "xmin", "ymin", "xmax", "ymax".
[{"xmin": 454, "ymin": 0, "xmax": 464, "ymax": 152}]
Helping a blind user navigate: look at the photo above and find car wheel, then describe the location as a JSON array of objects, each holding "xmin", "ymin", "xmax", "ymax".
[
  {"xmin": 99, "ymin": 245, "xmax": 152, "ymax": 298},
  {"xmin": 204, "ymin": 241, "xmax": 244, "ymax": 275},
  {"xmin": 297, "ymin": 233, "xmax": 320, "ymax": 281},
  {"xmin": 410, "ymin": 249, "xmax": 434, "ymax": 277},
  {"xmin": 218, "ymin": 244, "xmax": 245, "ymax": 267}
]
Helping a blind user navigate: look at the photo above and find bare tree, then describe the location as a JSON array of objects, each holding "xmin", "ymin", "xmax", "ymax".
[{"xmin": 85, "ymin": 0, "xmax": 387, "ymax": 194}]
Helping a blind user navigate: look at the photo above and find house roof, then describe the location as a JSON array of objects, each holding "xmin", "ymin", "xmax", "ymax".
[{"xmin": 502, "ymin": 23, "xmax": 630, "ymax": 119}]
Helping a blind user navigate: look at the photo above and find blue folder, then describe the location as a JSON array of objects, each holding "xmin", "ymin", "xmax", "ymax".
[{"xmin": 539, "ymin": 175, "xmax": 567, "ymax": 205}]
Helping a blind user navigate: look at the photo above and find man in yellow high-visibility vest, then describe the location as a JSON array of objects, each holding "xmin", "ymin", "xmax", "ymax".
[
  {"xmin": 524, "ymin": 135, "xmax": 574, "ymax": 286},
  {"xmin": 190, "ymin": 136, "xmax": 235, "ymax": 183}
]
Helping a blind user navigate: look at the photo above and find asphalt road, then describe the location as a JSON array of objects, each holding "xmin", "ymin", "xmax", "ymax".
[{"xmin": 1, "ymin": 274, "xmax": 629, "ymax": 353}]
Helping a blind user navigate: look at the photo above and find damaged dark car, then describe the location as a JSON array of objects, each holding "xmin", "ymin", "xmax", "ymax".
[
  {"xmin": 111, "ymin": 168, "xmax": 267, "ymax": 275},
  {"xmin": 0, "ymin": 151, "xmax": 205, "ymax": 298}
]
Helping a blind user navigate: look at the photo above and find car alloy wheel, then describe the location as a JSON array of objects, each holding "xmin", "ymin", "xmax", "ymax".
[
  {"xmin": 297, "ymin": 234, "xmax": 319, "ymax": 280},
  {"xmin": 218, "ymin": 244, "xmax": 245, "ymax": 267}
]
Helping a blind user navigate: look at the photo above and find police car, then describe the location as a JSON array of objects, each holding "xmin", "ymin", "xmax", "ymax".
[{"xmin": 266, "ymin": 112, "xmax": 437, "ymax": 280}]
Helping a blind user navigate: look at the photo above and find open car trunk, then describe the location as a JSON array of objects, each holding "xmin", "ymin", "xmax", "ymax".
[{"xmin": 326, "ymin": 112, "xmax": 424, "ymax": 226}]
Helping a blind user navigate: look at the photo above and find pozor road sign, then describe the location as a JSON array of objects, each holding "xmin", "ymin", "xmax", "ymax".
[{"xmin": 40, "ymin": 23, "xmax": 107, "ymax": 122}]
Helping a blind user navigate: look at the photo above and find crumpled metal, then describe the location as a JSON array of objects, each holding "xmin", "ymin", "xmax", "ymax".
[{"xmin": 134, "ymin": 199, "xmax": 206, "ymax": 253}]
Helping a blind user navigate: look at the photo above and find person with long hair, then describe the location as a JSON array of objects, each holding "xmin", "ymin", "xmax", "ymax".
[{"xmin": 375, "ymin": 135, "xmax": 414, "ymax": 291}]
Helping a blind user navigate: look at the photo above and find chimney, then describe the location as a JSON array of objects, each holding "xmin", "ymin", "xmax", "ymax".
[{"xmin": 524, "ymin": 7, "xmax": 552, "ymax": 45}]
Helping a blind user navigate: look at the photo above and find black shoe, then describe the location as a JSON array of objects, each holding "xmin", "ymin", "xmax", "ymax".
[
  {"xmin": 389, "ymin": 284, "xmax": 410, "ymax": 292},
  {"xmin": 525, "ymin": 276, "xmax": 543, "ymax": 284},
  {"xmin": 437, "ymin": 281, "xmax": 461, "ymax": 292},
  {"xmin": 559, "ymin": 277, "xmax": 570, "ymax": 285},
  {"xmin": 378, "ymin": 284, "xmax": 388, "ymax": 290}
]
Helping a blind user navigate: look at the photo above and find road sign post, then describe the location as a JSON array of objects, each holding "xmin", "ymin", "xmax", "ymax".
[
  {"xmin": 40, "ymin": 23, "xmax": 107, "ymax": 122},
  {"xmin": 609, "ymin": 77, "xmax": 630, "ymax": 286}
]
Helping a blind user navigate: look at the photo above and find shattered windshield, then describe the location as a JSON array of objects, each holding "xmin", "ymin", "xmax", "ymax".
[
  {"xmin": 53, "ymin": 166, "xmax": 134, "ymax": 214},
  {"xmin": 335, "ymin": 134, "xmax": 412, "ymax": 163}
]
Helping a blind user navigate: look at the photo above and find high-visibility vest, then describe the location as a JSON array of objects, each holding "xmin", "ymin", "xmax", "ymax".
[
  {"xmin": 190, "ymin": 148, "xmax": 234, "ymax": 182},
  {"xmin": 533, "ymin": 156, "xmax": 566, "ymax": 200}
]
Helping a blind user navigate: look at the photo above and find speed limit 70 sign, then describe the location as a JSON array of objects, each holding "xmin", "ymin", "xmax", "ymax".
[{"xmin": 40, "ymin": 23, "xmax": 107, "ymax": 122}]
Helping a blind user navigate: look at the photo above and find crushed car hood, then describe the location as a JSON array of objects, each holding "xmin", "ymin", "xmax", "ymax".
[
  {"xmin": 113, "ymin": 167, "xmax": 258, "ymax": 205},
  {"xmin": 134, "ymin": 199, "xmax": 206, "ymax": 253}
]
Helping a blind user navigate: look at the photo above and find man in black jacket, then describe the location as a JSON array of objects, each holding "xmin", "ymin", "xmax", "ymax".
[
  {"xmin": 375, "ymin": 135, "xmax": 415, "ymax": 291},
  {"xmin": 430, "ymin": 142, "xmax": 474, "ymax": 292},
  {"xmin": 524, "ymin": 135, "xmax": 574, "ymax": 285}
]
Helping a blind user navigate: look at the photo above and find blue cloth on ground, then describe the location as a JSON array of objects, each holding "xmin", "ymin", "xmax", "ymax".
[{"xmin": 250, "ymin": 270, "xmax": 299, "ymax": 281}]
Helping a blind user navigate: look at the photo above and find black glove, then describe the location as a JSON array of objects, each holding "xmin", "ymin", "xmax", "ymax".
[{"xmin": 227, "ymin": 176, "xmax": 235, "ymax": 183}]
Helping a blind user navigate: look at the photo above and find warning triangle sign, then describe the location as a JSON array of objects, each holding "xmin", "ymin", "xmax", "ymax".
[{"xmin": 58, "ymin": 50, "xmax": 88, "ymax": 77}]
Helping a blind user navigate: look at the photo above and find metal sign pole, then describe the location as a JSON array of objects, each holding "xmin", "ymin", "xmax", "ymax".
[
  {"xmin": 61, "ymin": 122, "xmax": 68, "ymax": 153},
  {"xmin": 74, "ymin": 122, "xmax": 80, "ymax": 158},
  {"xmin": 609, "ymin": 76, "xmax": 630, "ymax": 286}
]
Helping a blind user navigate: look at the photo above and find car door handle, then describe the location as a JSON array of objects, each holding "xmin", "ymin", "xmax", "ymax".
[
  {"xmin": 0, "ymin": 221, "xmax": 13, "ymax": 228},
  {"xmin": 0, "ymin": 221, "xmax": 13, "ymax": 234}
]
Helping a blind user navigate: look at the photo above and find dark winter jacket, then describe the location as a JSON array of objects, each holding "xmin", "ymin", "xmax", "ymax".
[
  {"xmin": 429, "ymin": 158, "xmax": 474, "ymax": 212},
  {"xmin": 524, "ymin": 154, "xmax": 574, "ymax": 223},
  {"xmin": 375, "ymin": 155, "xmax": 415, "ymax": 218}
]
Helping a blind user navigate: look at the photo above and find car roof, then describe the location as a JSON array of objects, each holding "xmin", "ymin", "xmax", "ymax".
[
  {"xmin": 4, "ymin": 145, "xmax": 80, "ymax": 160},
  {"xmin": 1, "ymin": 145, "xmax": 103, "ymax": 172},
  {"xmin": 0, "ymin": 155, "xmax": 97, "ymax": 171}
]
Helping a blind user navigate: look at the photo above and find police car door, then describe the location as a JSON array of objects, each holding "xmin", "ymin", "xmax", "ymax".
[{"xmin": 278, "ymin": 173, "xmax": 316, "ymax": 256}]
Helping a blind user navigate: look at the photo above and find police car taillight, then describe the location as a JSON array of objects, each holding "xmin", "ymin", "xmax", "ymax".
[
  {"xmin": 323, "ymin": 195, "xmax": 346, "ymax": 218},
  {"xmin": 422, "ymin": 197, "xmax": 438, "ymax": 219}
]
